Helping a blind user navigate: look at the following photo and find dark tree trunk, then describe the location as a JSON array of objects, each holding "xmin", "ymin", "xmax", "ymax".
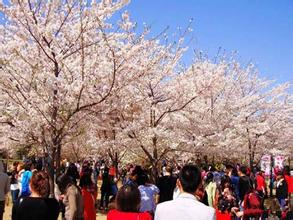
[
  {"xmin": 151, "ymin": 160, "xmax": 159, "ymax": 184},
  {"xmin": 46, "ymin": 147, "xmax": 55, "ymax": 197},
  {"xmin": 248, "ymin": 136, "xmax": 254, "ymax": 171},
  {"xmin": 114, "ymin": 152, "xmax": 118, "ymax": 178},
  {"xmin": 55, "ymin": 143, "xmax": 61, "ymax": 178}
]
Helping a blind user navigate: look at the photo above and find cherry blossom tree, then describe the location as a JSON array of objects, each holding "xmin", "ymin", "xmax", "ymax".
[
  {"xmin": 0, "ymin": 0, "xmax": 162, "ymax": 176},
  {"xmin": 1, "ymin": 1, "xmax": 292, "ymax": 180},
  {"xmin": 177, "ymin": 59, "xmax": 293, "ymax": 168}
]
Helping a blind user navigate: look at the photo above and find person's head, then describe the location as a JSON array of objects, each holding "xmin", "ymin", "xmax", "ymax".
[
  {"xmin": 57, "ymin": 173, "xmax": 74, "ymax": 194},
  {"xmin": 12, "ymin": 162, "xmax": 19, "ymax": 170},
  {"xmin": 225, "ymin": 164, "xmax": 234, "ymax": 173},
  {"xmin": 79, "ymin": 173, "xmax": 93, "ymax": 188},
  {"xmin": 132, "ymin": 165, "xmax": 143, "ymax": 175},
  {"xmin": 137, "ymin": 172, "xmax": 149, "ymax": 186},
  {"xmin": 231, "ymin": 167, "xmax": 238, "ymax": 177},
  {"xmin": 115, "ymin": 184, "xmax": 141, "ymax": 212},
  {"xmin": 209, "ymin": 165, "xmax": 216, "ymax": 172},
  {"xmin": 17, "ymin": 163, "xmax": 24, "ymax": 172},
  {"xmin": 258, "ymin": 169, "xmax": 265, "ymax": 176},
  {"xmin": 66, "ymin": 163, "xmax": 79, "ymax": 181},
  {"xmin": 81, "ymin": 164, "xmax": 92, "ymax": 176},
  {"xmin": 205, "ymin": 172, "xmax": 214, "ymax": 185},
  {"xmin": 30, "ymin": 171, "xmax": 50, "ymax": 197},
  {"xmin": 178, "ymin": 165, "xmax": 202, "ymax": 194},
  {"xmin": 220, "ymin": 175, "xmax": 232, "ymax": 191},
  {"xmin": 24, "ymin": 161, "xmax": 32, "ymax": 171},
  {"xmin": 223, "ymin": 187, "xmax": 232, "ymax": 198},
  {"xmin": 238, "ymin": 165, "xmax": 247, "ymax": 176},
  {"xmin": 165, "ymin": 166, "xmax": 173, "ymax": 174},
  {"xmin": 130, "ymin": 165, "xmax": 143, "ymax": 181},
  {"xmin": 276, "ymin": 171, "xmax": 284, "ymax": 181}
]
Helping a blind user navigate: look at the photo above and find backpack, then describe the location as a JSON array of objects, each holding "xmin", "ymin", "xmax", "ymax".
[{"xmin": 245, "ymin": 190, "xmax": 262, "ymax": 209}]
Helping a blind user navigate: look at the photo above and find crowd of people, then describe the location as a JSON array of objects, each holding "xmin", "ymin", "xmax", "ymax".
[{"xmin": 0, "ymin": 158, "xmax": 292, "ymax": 220}]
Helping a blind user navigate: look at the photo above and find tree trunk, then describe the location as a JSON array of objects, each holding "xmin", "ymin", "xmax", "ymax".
[
  {"xmin": 55, "ymin": 143, "xmax": 61, "ymax": 178},
  {"xmin": 46, "ymin": 141, "xmax": 61, "ymax": 198},
  {"xmin": 249, "ymin": 153, "xmax": 252, "ymax": 170},
  {"xmin": 46, "ymin": 147, "xmax": 55, "ymax": 198},
  {"xmin": 151, "ymin": 160, "xmax": 159, "ymax": 184},
  {"xmin": 248, "ymin": 139, "xmax": 254, "ymax": 171},
  {"xmin": 114, "ymin": 152, "xmax": 118, "ymax": 178},
  {"xmin": 151, "ymin": 141, "xmax": 159, "ymax": 184}
]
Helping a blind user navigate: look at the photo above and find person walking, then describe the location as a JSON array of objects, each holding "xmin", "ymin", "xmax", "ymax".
[
  {"xmin": 0, "ymin": 161, "xmax": 10, "ymax": 220},
  {"xmin": 155, "ymin": 164, "xmax": 215, "ymax": 220}
]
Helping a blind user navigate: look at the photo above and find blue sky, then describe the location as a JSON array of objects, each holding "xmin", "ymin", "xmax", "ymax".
[
  {"xmin": 1, "ymin": 0, "xmax": 292, "ymax": 91},
  {"xmin": 123, "ymin": 0, "xmax": 293, "ymax": 90}
]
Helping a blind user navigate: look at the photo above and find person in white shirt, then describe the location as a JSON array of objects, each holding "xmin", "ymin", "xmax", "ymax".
[
  {"xmin": 10, "ymin": 162, "xmax": 20, "ymax": 206},
  {"xmin": 155, "ymin": 164, "xmax": 215, "ymax": 220}
]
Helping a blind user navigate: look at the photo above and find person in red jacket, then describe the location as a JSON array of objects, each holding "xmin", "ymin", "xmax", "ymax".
[
  {"xmin": 256, "ymin": 169, "xmax": 267, "ymax": 198},
  {"xmin": 107, "ymin": 184, "xmax": 152, "ymax": 220},
  {"xmin": 284, "ymin": 166, "xmax": 293, "ymax": 195}
]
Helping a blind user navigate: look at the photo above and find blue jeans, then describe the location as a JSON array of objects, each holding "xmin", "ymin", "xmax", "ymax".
[
  {"xmin": 11, "ymin": 189, "xmax": 19, "ymax": 205},
  {"xmin": 278, "ymin": 198, "xmax": 286, "ymax": 210}
]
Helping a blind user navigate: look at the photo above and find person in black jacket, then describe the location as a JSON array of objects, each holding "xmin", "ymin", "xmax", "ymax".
[
  {"xmin": 238, "ymin": 166, "xmax": 253, "ymax": 202},
  {"xmin": 276, "ymin": 172, "xmax": 288, "ymax": 210},
  {"xmin": 12, "ymin": 171, "xmax": 59, "ymax": 220},
  {"xmin": 99, "ymin": 167, "xmax": 111, "ymax": 210},
  {"xmin": 157, "ymin": 166, "xmax": 177, "ymax": 203}
]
